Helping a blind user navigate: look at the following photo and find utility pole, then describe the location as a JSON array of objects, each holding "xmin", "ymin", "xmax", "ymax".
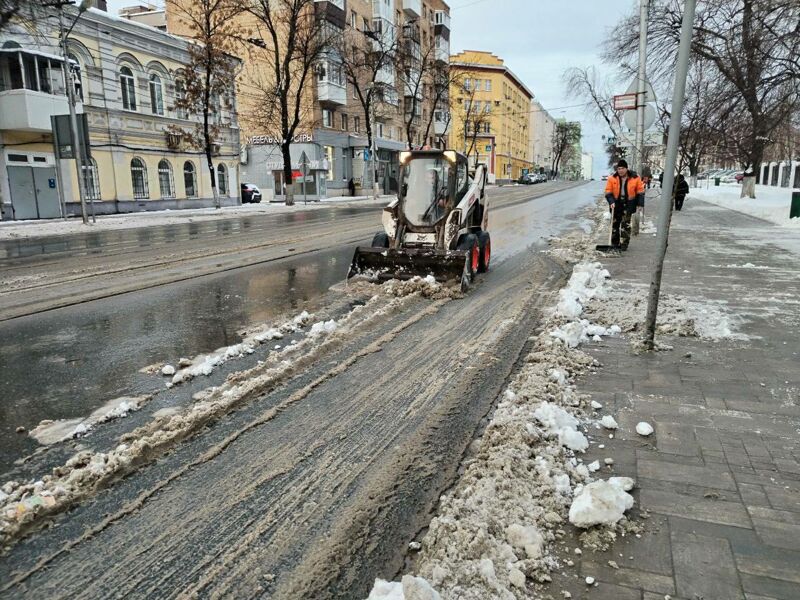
[
  {"xmin": 54, "ymin": 0, "xmax": 92, "ymax": 224},
  {"xmin": 643, "ymin": 0, "xmax": 697, "ymax": 350},
  {"xmin": 370, "ymin": 94, "xmax": 378, "ymax": 200},
  {"xmin": 634, "ymin": 0, "xmax": 649, "ymax": 174}
]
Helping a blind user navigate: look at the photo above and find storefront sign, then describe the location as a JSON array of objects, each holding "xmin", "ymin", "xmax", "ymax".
[{"xmin": 247, "ymin": 133, "xmax": 314, "ymax": 146}]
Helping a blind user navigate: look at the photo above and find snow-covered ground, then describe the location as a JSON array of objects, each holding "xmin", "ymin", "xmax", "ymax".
[
  {"xmin": 0, "ymin": 195, "xmax": 392, "ymax": 241},
  {"xmin": 689, "ymin": 183, "xmax": 799, "ymax": 227}
]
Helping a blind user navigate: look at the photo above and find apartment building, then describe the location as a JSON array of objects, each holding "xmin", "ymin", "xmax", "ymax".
[
  {"xmin": 530, "ymin": 98, "xmax": 555, "ymax": 173},
  {"xmin": 0, "ymin": 3, "xmax": 241, "ymax": 220},
  {"xmin": 167, "ymin": 0, "xmax": 451, "ymax": 201},
  {"xmin": 447, "ymin": 50, "xmax": 533, "ymax": 184}
]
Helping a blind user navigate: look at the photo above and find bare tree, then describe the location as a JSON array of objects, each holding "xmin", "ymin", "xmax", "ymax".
[
  {"xmin": 1, "ymin": 0, "xmax": 47, "ymax": 32},
  {"xmin": 337, "ymin": 17, "xmax": 398, "ymax": 190},
  {"xmin": 167, "ymin": 0, "xmax": 241, "ymax": 209},
  {"xmin": 564, "ymin": 66, "xmax": 625, "ymax": 140},
  {"xmin": 396, "ymin": 18, "xmax": 439, "ymax": 150},
  {"xmin": 550, "ymin": 121, "xmax": 581, "ymax": 179},
  {"xmin": 420, "ymin": 60, "xmax": 462, "ymax": 149},
  {"xmin": 453, "ymin": 77, "xmax": 492, "ymax": 164},
  {"xmin": 603, "ymin": 0, "xmax": 800, "ymax": 198},
  {"xmin": 245, "ymin": 0, "xmax": 339, "ymax": 205}
]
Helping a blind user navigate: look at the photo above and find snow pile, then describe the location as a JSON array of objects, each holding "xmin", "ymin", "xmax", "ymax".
[
  {"xmin": 550, "ymin": 320, "xmax": 619, "ymax": 348},
  {"xmin": 583, "ymin": 281, "xmax": 749, "ymax": 341},
  {"xmin": 170, "ymin": 310, "xmax": 315, "ymax": 385},
  {"xmin": 367, "ymin": 576, "xmax": 441, "ymax": 600},
  {"xmin": 568, "ymin": 477, "xmax": 635, "ymax": 528},
  {"xmin": 721, "ymin": 262, "xmax": 771, "ymax": 270},
  {"xmin": 28, "ymin": 395, "xmax": 151, "ymax": 445},
  {"xmin": 635, "ymin": 422, "xmax": 654, "ymax": 436},
  {"xmin": 309, "ymin": 319, "xmax": 338, "ymax": 337},
  {"xmin": 555, "ymin": 262, "xmax": 610, "ymax": 319},
  {"xmin": 690, "ymin": 184, "xmax": 800, "ymax": 227},
  {"xmin": 533, "ymin": 402, "xmax": 588, "ymax": 452},
  {"xmin": 382, "ymin": 275, "xmax": 457, "ymax": 300}
]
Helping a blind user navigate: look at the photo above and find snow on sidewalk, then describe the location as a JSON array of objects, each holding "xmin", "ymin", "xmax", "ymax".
[
  {"xmin": 0, "ymin": 195, "xmax": 392, "ymax": 241},
  {"xmin": 689, "ymin": 183, "xmax": 799, "ymax": 227}
]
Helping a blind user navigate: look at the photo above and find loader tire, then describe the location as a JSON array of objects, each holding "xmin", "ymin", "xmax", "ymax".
[
  {"xmin": 457, "ymin": 233, "xmax": 479, "ymax": 285},
  {"xmin": 477, "ymin": 230, "xmax": 491, "ymax": 273},
  {"xmin": 372, "ymin": 232, "xmax": 390, "ymax": 248}
]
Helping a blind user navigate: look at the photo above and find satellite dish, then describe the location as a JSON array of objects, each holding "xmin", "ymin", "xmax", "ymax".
[{"xmin": 623, "ymin": 104, "xmax": 656, "ymax": 130}]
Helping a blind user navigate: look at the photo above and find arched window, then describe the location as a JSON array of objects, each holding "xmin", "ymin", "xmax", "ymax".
[
  {"xmin": 67, "ymin": 53, "xmax": 82, "ymax": 100},
  {"xmin": 131, "ymin": 158, "xmax": 149, "ymax": 199},
  {"xmin": 82, "ymin": 158, "xmax": 100, "ymax": 200},
  {"xmin": 183, "ymin": 161, "xmax": 197, "ymax": 197},
  {"xmin": 217, "ymin": 163, "xmax": 228, "ymax": 196},
  {"xmin": 120, "ymin": 66, "xmax": 136, "ymax": 111},
  {"xmin": 149, "ymin": 73, "xmax": 164, "ymax": 115},
  {"xmin": 158, "ymin": 159, "xmax": 175, "ymax": 198}
]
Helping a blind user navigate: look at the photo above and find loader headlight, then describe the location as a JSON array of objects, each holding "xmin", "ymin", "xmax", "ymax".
[
  {"xmin": 443, "ymin": 151, "xmax": 457, "ymax": 163},
  {"xmin": 399, "ymin": 151, "xmax": 412, "ymax": 165}
]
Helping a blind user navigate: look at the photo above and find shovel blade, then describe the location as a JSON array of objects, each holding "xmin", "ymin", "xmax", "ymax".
[{"xmin": 348, "ymin": 246, "xmax": 468, "ymax": 283}]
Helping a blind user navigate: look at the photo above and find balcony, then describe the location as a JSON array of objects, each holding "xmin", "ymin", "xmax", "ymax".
[
  {"xmin": 372, "ymin": 0, "xmax": 393, "ymax": 22},
  {"xmin": 434, "ymin": 37, "xmax": 449, "ymax": 63},
  {"xmin": 317, "ymin": 80, "xmax": 346, "ymax": 106},
  {"xmin": 402, "ymin": 0, "xmax": 421, "ymax": 18},
  {"xmin": 316, "ymin": 59, "xmax": 347, "ymax": 106},
  {"xmin": 0, "ymin": 49, "xmax": 80, "ymax": 133},
  {"xmin": 434, "ymin": 10, "xmax": 450, "ymax": 35},
  {"xmin": 433, "ymin": 110, "xmax": 449, "ymax": 135},
  {"xmin": 314, "ymin": 0, "xmax": 346, "ymax": 29},
  {"xmin": 375, "ymin": 64, "xmax": 395, "ymax": 86}
]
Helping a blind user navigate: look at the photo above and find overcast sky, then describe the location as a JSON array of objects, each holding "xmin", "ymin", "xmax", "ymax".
[{"xmin": 106, "ymin": 0, "xmax": 635, "ymax": 177}]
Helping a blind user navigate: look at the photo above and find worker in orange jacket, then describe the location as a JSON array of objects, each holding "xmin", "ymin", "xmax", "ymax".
[{"xmin": 604, "ymin": 159, "xmax": 645, "ymax": 250}]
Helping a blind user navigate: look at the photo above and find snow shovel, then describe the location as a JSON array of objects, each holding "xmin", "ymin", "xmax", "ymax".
[
  {"xmin": 595, "ymin": 207, "xmax": 620, "ymax": 253},
  {"xmin": 632, "ymin": 211, "xmax": 640, "ymax": 236}
]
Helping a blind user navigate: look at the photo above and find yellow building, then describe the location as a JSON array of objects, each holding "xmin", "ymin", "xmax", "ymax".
[
  {"xmin": 0, "ymin": 5, "xmax": 240, "ymax": 220},
  {"xmin": 448, "ymin": 50, "xmax": 533, "ymax": 184}
]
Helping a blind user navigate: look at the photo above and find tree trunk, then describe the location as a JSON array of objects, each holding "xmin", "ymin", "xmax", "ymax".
[
  {"xmin": 206, "ymin": 148, "xmax": 220, "ymax": 210},
  {"xmin": 282, "ymin": 142, "xmax": 294, "ymax": 206},
  {"xmin": 741, "ymin": 175, "xmax": 756, "ymax": 199}
]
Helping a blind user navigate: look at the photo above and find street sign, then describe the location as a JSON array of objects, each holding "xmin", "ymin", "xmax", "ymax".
[
  {"xmin": 363, "ymin": 149, "xmax": 370, "ymax": 161},
  {"xmin": 51, "ymin": 114, "xmax": 91, "ymax": 160},
  {"xmin": 623, "ymin": 104, "xmax": 657, "ymax": 130},
  {"xmin": 624, "ymin": 77, "xmax": 657, "ymax": 104},
  {"xmin": 612, "ymin": 93, "xmax": 637, "ymax": 110}
]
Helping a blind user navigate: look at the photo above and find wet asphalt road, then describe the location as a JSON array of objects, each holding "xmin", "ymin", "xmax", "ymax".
[{"xmin": 0, "ymin": 182, "xmax": 593, "ymax": 474}]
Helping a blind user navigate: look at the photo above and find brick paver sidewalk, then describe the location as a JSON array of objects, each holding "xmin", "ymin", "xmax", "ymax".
[{"xmin": 556, "ymin": 194, "xmax": 800, "ymax": 600}]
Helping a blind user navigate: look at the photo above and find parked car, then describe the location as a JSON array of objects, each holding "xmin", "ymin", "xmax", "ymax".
[
  {"xmin": 734, "ymin": 172, "xmax": 745, "ymax": 183},
  {"xmin": 601, "ymin": 174, "xmax": 609, "ymax": 181},
  {"xmin": 533, "ymin": 173, "xmax": 547, "ymax": 183},
  {"xmin": 241, "ymin": 183, "xmax": 262, "ymax": 203}
]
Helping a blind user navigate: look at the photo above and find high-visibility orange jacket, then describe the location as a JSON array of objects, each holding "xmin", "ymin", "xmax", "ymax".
[{"xmin": 604, "ymin": 172, "xmax": 646, "ymax": 207}]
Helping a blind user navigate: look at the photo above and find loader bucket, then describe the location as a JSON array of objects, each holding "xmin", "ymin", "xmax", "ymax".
[{"xmin": 347, "ymin": 247, "xmax": 469, "ymax": 284}]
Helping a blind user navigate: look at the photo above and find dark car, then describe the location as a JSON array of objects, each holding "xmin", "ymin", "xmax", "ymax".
[{"xmin": 241, "ymin": 183, "xmax": 262, "ymax": 203}]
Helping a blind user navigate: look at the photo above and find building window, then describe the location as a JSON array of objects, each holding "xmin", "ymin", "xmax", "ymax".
[
  {"xmin": 131, "ymin": 157, "xmax": 149, "ymax": 199},
  {"xmin": 341, "ymin": 113, "xmax": 348, "ymax": 130},
  {"xmin": 82, "ymin": 158, "xmax": 100, "ymax": 201},
  {"xmin": 120, "ymin": 66, "xmax": 136, "ymax": 111},
  {"xmin": 175, "ymin": 79, "xmax": 187, "ymax": 119},
  {"xmin": 149, "ymin": 73, "xmax": 164, "ymax": 115},
  {"xmin": 158, "ymin": 159, "xmax": 175, "ymax": 198},
  {"xmin": 463, "ymin": 78, "xmax": 471, "ymax": 90},
  {"xmin": 322, "ymin": 109, "xmax": 333, "ymax": 127},
  {"xmin": 217, "ymin": 163, "xmax": 228, "ymax": 195},
  {"xmin": 350, "ymin": 10, "xmax": 357, "ymax": 28},
  {"xmin": 377, "ymin": 122, "xmax": 384, "ymax": 137},
  {"xmin": 354, "ymin": 115, "xmax": 360, "ymax": 133},
  {"xmin": 183, "ymin": 161, "xmax": 197, "ymax": 197}
]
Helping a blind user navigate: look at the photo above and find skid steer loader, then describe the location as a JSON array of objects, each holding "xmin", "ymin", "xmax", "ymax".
[{"xmin": 347, "ymin": 149, "xmax": 490, "ymax": 292}]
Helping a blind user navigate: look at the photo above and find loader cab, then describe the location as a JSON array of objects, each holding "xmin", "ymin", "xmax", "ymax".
[{"xmin": 398, "ymin": 150, "xmax": 469, "ymax": 231}]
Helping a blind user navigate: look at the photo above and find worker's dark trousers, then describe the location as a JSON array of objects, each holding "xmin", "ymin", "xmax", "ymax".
[
  {"xmin": 675, "ymin": 195, "xmax": 686, "ymax": 211},
  {"xmin": 612, "ymin": 204, "xmax": 633, "ymax": 248}
]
